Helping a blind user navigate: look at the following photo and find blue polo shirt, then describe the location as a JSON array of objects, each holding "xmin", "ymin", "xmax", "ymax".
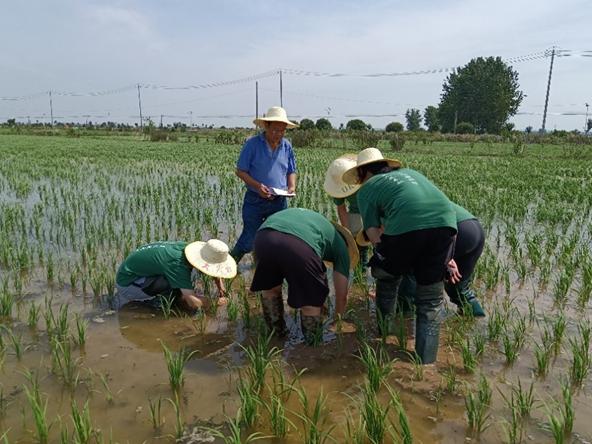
[{"xmin": 236, "ymin": 133, "xmax": 296, "ymax": 193}]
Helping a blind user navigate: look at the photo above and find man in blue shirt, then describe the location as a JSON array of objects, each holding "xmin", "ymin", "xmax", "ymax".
[{"xmin": 230, "ymin": 106, "xmax": 298, "ymax": 264}]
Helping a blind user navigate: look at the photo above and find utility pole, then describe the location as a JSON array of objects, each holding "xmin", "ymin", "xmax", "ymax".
[
  {"xmin": 585, "ymin": 103, "xmax": 590, "ymax": 134},
  {"xmin": 279, "ymin": 69, "xmax": 283, "ymax": 107},
  {"xmin": 255, "ymin": 81, "xmax": 259, "ymax": 121},
  {"xmin": 160, "ymin": 114, "xmax": 163, "ymax": 128},
  {"xmin": 541, "ymin": 47, "xmax": 556, "ymax": 133},
  {"xmin": 48, "ymin": 91, "xmax": 54, "ymax": 127},
  {"xmin": 137, "ymin": 83, "xmax": 143, "ymax": 131},
  {"xmin": 189, "ymin": 111, "xmax": 193, "ymax": 128}
]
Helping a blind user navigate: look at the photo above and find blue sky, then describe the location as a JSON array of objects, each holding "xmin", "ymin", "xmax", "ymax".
[{"xmin": 1, "ymin": 0, "xmax": 591, "ymax": 130}]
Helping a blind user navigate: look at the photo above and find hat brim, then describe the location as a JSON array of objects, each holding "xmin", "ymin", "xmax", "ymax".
[
  {"xmin": 355, "ymin": 230, "xmax": 372, "ymax": 247},
  {"xmin": 331, "ymin": 223, "xmax": 359, "ymax": 270},
  {"xmin": 184, "ymin": 241, "xmax": 237, "ymax": 279},
  {"xmin": 323, "ymin": 153, "xmax": 361, "ymax": 198},
  {"xmin": 342, "ymin": 158, "xmax": 402, "ymax": 185},
  {"xmin": 253, "ymin": 117, "xmax": 298, "ymax": 129}
]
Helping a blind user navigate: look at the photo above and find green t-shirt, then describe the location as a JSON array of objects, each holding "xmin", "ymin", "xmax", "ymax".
[
  {"xmin": 260, "ymin": 208, "xmax": 351, "ymax": 277},
  {"xmin": 452, "ymin": 202, "xmax": 475, "ymax": 223},
  {"xmin": 333, "ymin": 191, "xmax": 360, "ymax": 214},
  {"xmin": 357, "ymin": 168, "xmax": 456, "ymax": 236},
  {"xmin": 116, "ymin": 241, "xmax": 193, "ymax": 289}
]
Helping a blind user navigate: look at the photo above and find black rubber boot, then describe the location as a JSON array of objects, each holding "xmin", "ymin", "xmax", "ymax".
[
  {"xmin": 261, "ymin": 295, "xmax": 287, "ymax": 337},
  {"xmin": 301, "ymin": 315, "xmax": 323, "ymax": 346},
  {"xmin": 415, "ymin": 282, "xmax": 445, "ymax": 364},
  {"xmin": 445, "ymin": 278, "xmax": 485, "ymax": 317},
  {"xmin": 371, "ymin": 266, "xmax": 401, "ymax": 336}
]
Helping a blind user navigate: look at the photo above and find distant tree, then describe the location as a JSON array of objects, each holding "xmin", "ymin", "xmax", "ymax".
[
  {"xmin": 6, "ymin": 118, "xmax": 16, "ymax": 127},
  {"xmin": 587, "ymin": 118, "xmax": 592, "ymax": 134},
  {"xmin": 438, "ymin": 56, "xmax": 524, "ymax": 134},
  {"xmin": 315, "ymin": 118, "xmax": 332, "ymax": 131},
  {"xmin": 456, "ymin": 122, "xmax": 475, "ymax": 134},
  {"xmin": 385, "ymin": 122, "xmax": 404, "ymax": 133},
  {"xmin": 405, "ymin": 109, "xmax": 422, "ymax": 131},
  {"xmin": 346, "ymin": 119, "xmax": 369, "ymax": 131},
  {"xmin": 299, "ymin": 118, "xmax": 315, "ymax": 130},
  {"xmin": 423, "ymin": 106, "xmax": 440, "ymax": 132},
  {"xmin": 525, "ymin": 126, "xmax": 533, "ymax": 134}
]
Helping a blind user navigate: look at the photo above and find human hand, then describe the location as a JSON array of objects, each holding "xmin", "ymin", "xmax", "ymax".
[
  {"xmin": 446, "ymin": 259, "xmax": 462, "ymax": 284},
  {"xmin": 257, "ymin": 183, "xmax": 272, "ymax": 199},
  {"xmin": 217, "ymin": 296, "xmax": 228, "ymax": 306}
]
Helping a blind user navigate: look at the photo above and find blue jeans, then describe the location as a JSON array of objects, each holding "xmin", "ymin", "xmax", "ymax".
[{"xmin": 232, "ymin": 191, "xmax": 287, "ymax": 259}]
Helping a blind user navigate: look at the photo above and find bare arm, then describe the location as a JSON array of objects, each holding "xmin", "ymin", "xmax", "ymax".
[
  {"xmin": 235, "ymin": 169, "xmax": 271, "ymax": 199},
  {"xmin": 366, "ymin": 226, "xmax": 384, "ymax": 244},
  {"xmin": 287, "ymin": 172, "xmax": 297, "ymax": 194},
  {"xmin": 333, "ymin": 271, "xmax": 349, "ymax": 316},
  {"xmin": 336, "ymin": 204, "xmax": 349, "ymax": 228}
]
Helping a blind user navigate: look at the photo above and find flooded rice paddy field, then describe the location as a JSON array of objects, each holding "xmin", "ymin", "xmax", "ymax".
[{"xmin": 0, "ymin": 134, "xmax": 591, "ymax": 443}]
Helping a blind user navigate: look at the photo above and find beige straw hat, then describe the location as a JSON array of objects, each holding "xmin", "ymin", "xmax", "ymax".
[
  {"xmin": 323, "ymin": 154, "xmax": 361, "ymax": 198},
  {"xmin": 329, "ymin": 223, "xmax": 359, "ymax": 270},
  {"xmin": 184, "ymin": 239, "xmax": 237, "ymax": 279},
  {"xmin": 253, "ymin": 106, "xmax": 298, "ymax": 129},
  {"xmin": 342, "ymin": 147, "xmax": 402, "ymax": 185},
  {"xmin": 355, "ymin": 229, "xmax": 372, "ymax": 247}
]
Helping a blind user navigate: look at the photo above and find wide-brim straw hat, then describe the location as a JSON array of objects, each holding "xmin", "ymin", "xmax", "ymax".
[
  {"xmin": 355, "ymin": 229, "xmax": 372, "ymax": 247},
  {"xmin": 323, "ymin": 154, "xmax": 361, "ymax": 198},
  {"xmin": 342, "ymin": 147, "xmax": 402, "ymax": 185},
  {"xmin": 184, "ymin": 239, "xmax": 237, "ymax": 279},
  {"xmin": 330, "ymin": 223, "xmax": 359, "ymax": 270},
  {"xmin": 253, "ymin": 106, "xmax": 298, "ymax": 129}
]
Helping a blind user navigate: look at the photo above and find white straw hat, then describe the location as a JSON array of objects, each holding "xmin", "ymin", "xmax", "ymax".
[
  {"xmin": 323, "ymin": 154, "xmax": 361, "ymax": 198},
  {"xmin": 184, "ymin": 239, "xmax": 237, "ymax": 279},
  {"xmin": 342, "ymin": 147, "xmax": 402, "ymax": 185},
  {"xmin": 253, "ymin": 106, "xmax": 298, "ymax": 129},
  {"xmin": 330, "ymin": 223, "xmax": 359, "ymax": 270}
]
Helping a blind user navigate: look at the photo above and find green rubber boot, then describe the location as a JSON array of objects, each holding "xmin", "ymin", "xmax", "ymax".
[
  {"xmin": 301, "ymin": 315, "xmax": 323, "ymax": 346},
  {"xmin": 445, "ymin": 278, "xmax": 485, "ymax": 317},
  {"xmin": 261, "ymin": 295, "xmax": 287, "ymax": 337},
  {"xmin": 415, "ymin": 282, "xmax": 445, "ymax": 364}
]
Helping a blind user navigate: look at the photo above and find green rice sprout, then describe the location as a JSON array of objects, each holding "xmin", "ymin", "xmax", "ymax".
[
  {"xmin": 166, "ymin": 392, "xmax": 184, "ymax": 440},
  {"xmin": 294, "ymin": 387, "xmax": 335, "ymax": 444},
  {"xmin": 28, "ymin": 302, "xmax": 41, "ymax": 328},
  {"xmin": 23, "ymin": 375, "xmax": 49, "ymax": 444},
  {"xmin": 201, "ymin": 410, "xmax": 266, "ymax": 444},
  {"xmin": 460, "ymin": 337, "xmax": 477, "ymax": 373},
  {"xmin": 71, "ymin": 400, "xmax": 94, "ymax": 444},
  {"xmin": 387, "ymin": 384, "xmax": 412, "ymax": 444},
  {"xmin": 226, "ymin": 295, "xmax": 239, "ymax": 322},
  {"xmin": 356, "ymin": 342, "xmax": 393, "ymax": 393},
  {"xmin": 239, "ymin": 331, "xmax": 280, "ymax": 392},
  {"xmin": 465, "ymin": 389, "xmax": 491, "ymax": 435},
  {"xmin": 160, "ymin": 293, "xmax": 176, "ymax": 319},
  {"xmin": 0, "ymin": 288, "xmax": 14, "ymax": 317},
  {"xmin": 74, "ymin": 314, "xmax": 87, "ymax": 346},
  {"xmin": 148, "ymin": 396, "xmax": 164, "ymax": 430},
  {"xmin": 161, "ymin": 341, "xmax": 197, "ymax": 391}
]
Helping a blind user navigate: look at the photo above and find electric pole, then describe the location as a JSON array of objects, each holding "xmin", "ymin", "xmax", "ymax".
[
  {"xmin": 541, "ymin": 47, "xmax": 556, "ymax": 133},
  {"xmin": 279, "ymin": 69, "xmax": 283, "ymax": 107},
  {"xmin": 137, "ymin": 83, "xmax": 143, "ymax": 131},
  {"xmin": 48, "ymin": 91, "xmax": 54, "ymax": 127},
  {"xmin": 586, "ymin": 103, "xmax": 590, "ymax": 134},
  {"xmin": 255, "ymin": 81, "xmax": 259, "ymax": 121}
]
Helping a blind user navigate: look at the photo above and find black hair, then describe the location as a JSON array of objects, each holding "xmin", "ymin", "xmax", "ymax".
[{"xmin": 357, "ymin": 161, "xmax": 398, "ymax": 182}]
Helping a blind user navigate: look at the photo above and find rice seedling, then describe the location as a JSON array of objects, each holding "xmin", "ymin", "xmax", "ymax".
[
  {"xmin": 74, "ymin": 314, "xmax": 87, "ymax": 346},
  {"xmin": 357, "ymin": 341, "xmax": 393, "ymax": 393},
  {"xmin": 167, "ymin": 392, "xmax": 184, "ymax": 440},
  {"xmin": 160, "ymin": 294, "xmax": 176, "ymax": 319},
  {"xmin": 344, "ymin": 409, "xmax": 365, "ymax": 444},
  {"xmin": 28, "ymin": 302, "xmax": 40, "ymax": 328},
  {"xmin": 552, "ymin": 312, "xmax": 567, "ymax": 353},
  {"xmin": 240, "ymin": 332, "xmax": 281, "ymax": 392},
  {"xmin": 148, "ymin": 396, "xmax": 164, "ymax": 430},
  {"xmin": 96, "ymin": 371, "xmax": 116, "ymax": 404},
  {"xmin": 295, "ymin": 387, "xmax": 335, "ymax": 444},
  {"xmin": 460, "ymin": 337, "xmax": 477, "ymax": 373},
  {"xmin": 71, "ymin": 400, "xmax": 94, "ymax": 444},
  {"xmin": 23, "ymin": 374, "xmax": 49, "ymax": 444},
  {"xmin": 236, "ymin": 373, "xmax": 261, "ymax": 428},
  {"xmin": 487, "ymin": 306, "xmax": 504, "ymax": 341},
  {"xmin": 5, "ymin": 328, "xmax": 25, "ymax": 360},
  {"xmin": 534, "ymin": 342, "xmax": 552, "ymax": 377},
  {"xmin": 443, "ymin": 365, "xmax": 458, "ymax": 393},
  {"xmin": 0, "ymin": 287, "xmax": 14, "ymax": 317},
  {"xmin": 387, "ymin": 384, "xmax": 412, "ymax": 444},
  {"xmin": 226, "ymin": 294, "xmax": 239, "ymax": 321},
  {"xmin": 502, "ymin": 333, "xmax": 519, "ymax": 365},
  {"xmin": 265, "ymin": 390, "xmax": 295, "ymax": 438},
  {"xmin": 503, "ymin": 406, "xmax": 522, "ymax": 444},
  {"xmin": 501, "ymin": 378, "xmax": 536, "ymax": 418},
  {"xmin": 546, "ymin": 408, "xmax": 566, "ymax": 444},
  {"xmin": 560, "ymin": 380, "xmax": 574, "ymax": 434},
  {"xmin": 161, "ymin": 341, "xmax": 197, "ymax": 391},
  {"xmin": 569, "ymin": 331, "xmax": 591, "ymax": 387},
  {"xmin": 50, "ymin": 337, "xmax": 79, "ymax": 388},
  {"xmin": 201, "ymin": 410, "xmax": 266, "ymax": 444},
  {"xmin": 477, "ymin": 374, "xmax": 492, "ymax": 407},
  {"xmin": 464, "ymin": 389, "xmax": 490, "ymax": 435}
]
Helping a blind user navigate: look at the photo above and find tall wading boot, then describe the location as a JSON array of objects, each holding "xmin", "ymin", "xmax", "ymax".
[
  {"xmin": 261, "ymin": 296, "xmax": 288, "ymax": 337},
  {"xmin": 445, "ymin": 278, "xmax": 485, "ymax": 317},
  {"xmin": 415, "ymin": 282, "xmax": 445, "ymax": 364},
  {"xmin": 301, "ymin": 315, "xmax": 323, "ymax": 346},
  {"xmin": 371, "ymin": 266, "xmax": 402, "ymax": 336}
]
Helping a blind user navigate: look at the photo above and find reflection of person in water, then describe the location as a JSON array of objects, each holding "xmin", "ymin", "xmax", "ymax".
[{"xmin": 113, "ymin": 240, "xmax": 236, "ymax": 311}]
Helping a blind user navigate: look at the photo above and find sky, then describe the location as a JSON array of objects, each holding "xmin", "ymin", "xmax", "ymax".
[{"xmin": 1, "ymin": 0, "xmax": 591, "ymax": 131}]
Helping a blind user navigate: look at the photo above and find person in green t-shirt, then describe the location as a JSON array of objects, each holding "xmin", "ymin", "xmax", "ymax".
[
  {"xmin": 250, "ymin": 208, "xmax": 359, "ymax": 345},
  {"xmin": 342, "ymin": 148, "xmax": 459, "ymax": 364},
  {"xmin": 114, "ymin": 239, "xmax": 236, "ymax": 312},
  {"xmin": 398, "ymin": 202, "xmax": 486, "ymax": 317},
  {"xmin": 323, "ymin": 154, "xmax": 371, "ymax": 266}
]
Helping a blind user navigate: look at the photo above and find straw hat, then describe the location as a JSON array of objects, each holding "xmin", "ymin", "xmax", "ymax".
[
  {"xmin": 253, "ymin": 106, "xmax": 298, "ymax": 129},
  {"xmin": 330, "ymin": 223, "xmax": 359, "ymax": 270},
  {"xmin": 323, "ymin": 154, "xmax": 361, "ymax": 198},
  {"xmin": 342, "ymin": 147, "xmax": 402, "ymax": 185},
  {"xmin": 184, "ymin": 239, "xmax": 237, "ymax": 279},
  {"xmin": 355, "ymin": 229, "xmax": 372, "ymax": 247}
]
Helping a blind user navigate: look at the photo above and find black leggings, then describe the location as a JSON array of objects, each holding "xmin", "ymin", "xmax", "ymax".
[
  {"xmin": 376, "ymin": 227, "xmax": 456, "ymax": 285},
  {"xmin": 453, "ymin": 218, "xmax": 485, "ymax": 280}
]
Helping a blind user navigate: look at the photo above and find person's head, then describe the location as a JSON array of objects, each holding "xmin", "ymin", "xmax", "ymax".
[
  {"xmin": 253, "ymin": 106, "xmax": 298, "ymax": 147},
  {"xmin": 323, "ymin": 154, "xmax": 360, "ymax": 198},
  {"xmin": 184, "ymin": 239, "xmax": 237, "ymax": 280},
  {"xmin": 341, "ymin": 147, "xmax": 402, "ymax": 185}
]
